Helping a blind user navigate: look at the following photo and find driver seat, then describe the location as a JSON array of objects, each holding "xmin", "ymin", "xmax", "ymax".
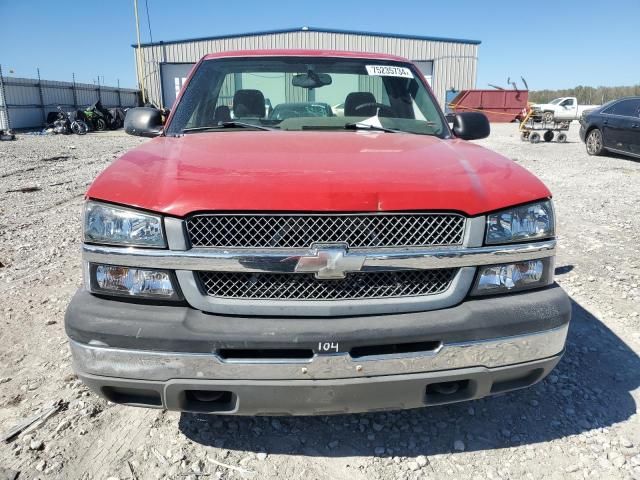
[
  {"xmin": 344, "ymin": 92, "xmax": 377, "ymax": 116},
  {"xmin": 233, "ymin": 89, "xmax": 265, "ymax": 118}
]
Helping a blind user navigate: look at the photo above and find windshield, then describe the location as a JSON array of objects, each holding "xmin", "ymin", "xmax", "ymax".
[
  {"xmin": 549, "ymin": 98, "xmax": 563, "ymax": 105},
  {"xmin": 166, "ymin": 56, "xmax": 447, "ymax": 137}
]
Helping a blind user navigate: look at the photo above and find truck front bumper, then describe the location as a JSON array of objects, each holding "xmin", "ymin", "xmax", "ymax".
[{"xmin": 66, "ymin": 285, "xmax": 570, "ymax": 415}]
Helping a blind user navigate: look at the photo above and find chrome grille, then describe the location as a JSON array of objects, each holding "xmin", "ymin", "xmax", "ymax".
[
  {"xmin": 186, "ymin": 213, "xmax": 466, "ymax": 248},
  {"xmin": 197, "ymin": 269, "xmax": 457, "ymax": 300}
]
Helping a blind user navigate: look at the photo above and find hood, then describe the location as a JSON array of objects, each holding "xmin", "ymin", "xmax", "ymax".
[{"xmin": 87, "ymin": 131, "xmax": 551, "ymax": 217}]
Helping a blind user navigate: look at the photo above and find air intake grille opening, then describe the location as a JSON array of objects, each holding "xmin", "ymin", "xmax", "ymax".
[
  {"xmin": 350, "ymin": 340, "xmax": 441, "ymax": 358},
  {"xmin": 198, "ymin": 268, "xmax": 457, "ymax": 300},
  {"xmin": 101, "ymin": 386, "xmax": 162, "ymax": 407},
  {"xmin": 186, "ymin": 213, "xmax": 466, "ymax": 248},
  {"xmin": 219, "ymin": 348, "xmax": 314, "ymax": 360}
]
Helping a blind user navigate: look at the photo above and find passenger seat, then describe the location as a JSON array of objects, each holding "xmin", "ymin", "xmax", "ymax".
[
  {"xmin": 344, "ymin": 92, "xmax": 377, "ymax": 116},
  {"xmin": 213, "ymin": 105, "xmax": 232, "ymax": 123}
]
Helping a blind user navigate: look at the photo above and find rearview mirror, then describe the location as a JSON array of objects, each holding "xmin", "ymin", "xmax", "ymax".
[
  {"xmin": 452, "ymin": 112, "xmax": 490, "ymax": 140},
  {"xmin": 292, "ymin": 72, "xmax": 332, "ymax": 89},
  {"xmin": 124, "ymin": 107, "xmax": 163, "ymax": 137}
]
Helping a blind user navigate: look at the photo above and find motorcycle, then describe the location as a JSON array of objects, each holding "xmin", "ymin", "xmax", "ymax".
[
  {"xmin": 48, "ymin": 106, "xmax": 88, "ymax": 135},
  {"xmin": 83, "ymin": 100, "xmax": 117, "ymax": 131},
  {"xmin": 108, "ymin": 107, "xmax": 126, "ymax": 129}
]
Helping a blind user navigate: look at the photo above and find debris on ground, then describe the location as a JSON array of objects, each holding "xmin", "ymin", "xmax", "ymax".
[
  {"xmin": 5, "ymin": 185, "xmax": 41, "ymax": 193},
  {"xmin": 1, "ymin": 401, "xmax": 63, "ymax": 442},
  {"xmin": 151, "ymin": 448, "xmax": 168, "ymax": 465},
  {"xmin": 48, "ymin": 180, "xmax": 72, "ymax": 187},
  {"xmin": 0, "ymin": 467, "xmax": 20, "ymax": 480},
  {"xmin": 127, "ymin": 461, "xmax": 139, "ymax": 480},
  {"xmin": 207, "ymin": 456, "xmax": 254, "ymax": 475},
  {"xmin": 0, "ymin": 130, "xmax": 16, "ymax": 141},
  {"xmin": 41, "ymin": 155, "xmax": 70, "ymax": 162}
]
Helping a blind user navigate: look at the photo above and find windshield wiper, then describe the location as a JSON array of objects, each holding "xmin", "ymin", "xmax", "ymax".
[
  {"xmin": 182, "ymin": 121, "xmax": 274, "ymax": 133},
  {"xmin": 343, "ymin": 122, "xmax": 402, "ymax": 133},
  {"xmin": 344, "ymin": 110, "xmax": 403, "ymax": 133}
]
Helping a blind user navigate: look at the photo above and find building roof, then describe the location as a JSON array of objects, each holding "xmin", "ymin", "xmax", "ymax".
[
  {"xmin": 132, "ymin": 26, "xmax": 481, "ymax": 48},
  {"xmin": 201, "ymin": 49, "xmax": 410, "ymax": 62}
]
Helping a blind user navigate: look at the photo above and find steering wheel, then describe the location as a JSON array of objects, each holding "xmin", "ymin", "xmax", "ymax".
[{"xmin": 354, "ymin": 102, "xmax": 395, "ymax": 117}]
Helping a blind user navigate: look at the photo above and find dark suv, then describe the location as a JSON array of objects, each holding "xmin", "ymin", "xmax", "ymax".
[{"xmin": 579, "ymin": 97, "xmax": 640, "ymax": 158}]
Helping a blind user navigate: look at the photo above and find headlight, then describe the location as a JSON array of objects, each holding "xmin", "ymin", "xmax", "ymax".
[
  {"xmin": 84, "ymin": 201, "xmax": 165, "ymax": 248},
  {"xmin": 88, "ymin": 263, "xmax": 180, "ymax": 299},
  {"xmin": 485, "ymin": 200, "xmax": 554, "ymax": 245},
  {"xmin": 472, "ymin": 258, "xmax": 554, "ymax": 296}
]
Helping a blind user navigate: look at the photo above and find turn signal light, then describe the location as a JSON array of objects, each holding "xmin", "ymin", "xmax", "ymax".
[{"xmin": 89, "ymin": 264, "xmax": 180, "ymax": 300}]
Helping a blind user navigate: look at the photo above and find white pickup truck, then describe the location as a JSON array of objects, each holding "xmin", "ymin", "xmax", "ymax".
[{"xmin": 531, "ymin": 97, "xmax": 600, "ymax": 123}]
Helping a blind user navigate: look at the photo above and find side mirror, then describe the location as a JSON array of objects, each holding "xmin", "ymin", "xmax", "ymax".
[
  {"xmin": 452, "ymin": 112, "xmax": 490, "ymax": 140},
  {"xmin": 124, "ymin": 107, "xmax": 163, "ymax": 137}
]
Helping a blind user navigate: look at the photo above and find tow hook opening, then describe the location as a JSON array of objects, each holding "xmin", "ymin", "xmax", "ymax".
[
  {"xmin": 424, "ymin": 379, "xmax": 474, "ymax": 405},
  {"xmin": 429, "ymin": 380, "xmax": 463, "ymax": 395},
  {"xmin": 190, "ymin": 390, "xmax": 226, "ymax": 402},
  {"xmin": 180, "ymin": 390, "xmax": 237, "ymax": 413}
]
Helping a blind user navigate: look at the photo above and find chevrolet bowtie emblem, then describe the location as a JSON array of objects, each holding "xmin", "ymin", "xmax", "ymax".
[{"xmin": 294, "ymin": 246, "xmax": 365, "ymax": 279}]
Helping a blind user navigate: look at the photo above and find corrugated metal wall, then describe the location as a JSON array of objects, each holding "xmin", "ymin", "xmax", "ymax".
[
  {"xmin": 0, "ymin": 76, "xmax": 140, "ymax": 130},
  {"xmin": 136, "ymin": 31, "xmax": 478, "ymax": 108}
]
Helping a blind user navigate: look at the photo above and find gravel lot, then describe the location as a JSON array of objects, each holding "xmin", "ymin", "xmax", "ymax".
[{"xmin": 0, "ymin": 124, "xmax": 639, "ymax": 480}]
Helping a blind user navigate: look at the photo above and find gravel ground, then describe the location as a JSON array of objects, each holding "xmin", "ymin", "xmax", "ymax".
[{"xmin": 0, "ymin": 124, "xmax": 639, "ymax": 480}]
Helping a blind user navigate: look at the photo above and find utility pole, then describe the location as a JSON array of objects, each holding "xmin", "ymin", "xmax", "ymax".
[
  {"xmin": 71, "ymin": 73, "xmax": 78, "ymax": 110},
  {"xmin": 0, "ymin": 64, "xmax": 11, "ymax": 131},
  {"xmin": 36, "ymin": 68, "xmax": 46, "ymax": 126},
  {"xmin": 134, "ymin": 0, "xmax": 146, "ymax": 104}
]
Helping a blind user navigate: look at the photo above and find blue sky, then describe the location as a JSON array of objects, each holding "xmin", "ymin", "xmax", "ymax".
[{"xmin": 1, "ymin": 0, "xmax": 638, "ymax": 90}]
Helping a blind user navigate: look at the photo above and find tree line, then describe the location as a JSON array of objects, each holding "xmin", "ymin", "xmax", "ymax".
[{"xmin": 529, "ymin": 85, "xmax": 640, "ymax": 105}]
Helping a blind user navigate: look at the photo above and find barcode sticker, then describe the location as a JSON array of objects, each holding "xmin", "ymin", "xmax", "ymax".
[{"xmin": 365, "ymin": 65, "xmax": 414, "ymax": 78}]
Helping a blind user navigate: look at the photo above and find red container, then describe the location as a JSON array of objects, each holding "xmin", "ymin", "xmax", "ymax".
[{"xmin": 448, "ymin": 90, "xmax": 529, "ymax": 122}]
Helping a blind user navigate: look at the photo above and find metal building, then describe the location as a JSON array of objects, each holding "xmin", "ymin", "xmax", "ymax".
[{"xmin": 133, "ymin": 26, "xmax": 480, "ymax": 110}]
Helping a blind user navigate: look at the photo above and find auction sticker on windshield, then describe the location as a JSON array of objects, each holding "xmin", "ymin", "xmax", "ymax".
[{"xmin": 365, "ymin": 65, "xmax": 414, "ymax": 78}]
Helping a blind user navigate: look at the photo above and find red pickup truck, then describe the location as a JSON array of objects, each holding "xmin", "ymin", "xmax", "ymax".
[{"xmin": 65, "ymin": 50, "xmax": 570, "ymax": 415}]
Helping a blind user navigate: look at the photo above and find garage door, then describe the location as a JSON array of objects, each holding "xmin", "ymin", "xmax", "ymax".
[
  {"xmin": 412, "ymin": 61, "xmax": 433, "ymax": 86},
  {"xmin": 160, "ymin": 63, "xmax": 195, "ymax": 108}
]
